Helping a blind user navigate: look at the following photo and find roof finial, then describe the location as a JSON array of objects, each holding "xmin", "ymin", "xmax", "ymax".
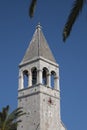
[{"xmin": 36, "ymin": 22, "xmax": 42, "ymax": 30}]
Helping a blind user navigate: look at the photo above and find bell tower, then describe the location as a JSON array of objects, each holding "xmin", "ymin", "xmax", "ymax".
[{"xmin": 17, "ymin": 24, "xmax": 66, "ymax": 130}]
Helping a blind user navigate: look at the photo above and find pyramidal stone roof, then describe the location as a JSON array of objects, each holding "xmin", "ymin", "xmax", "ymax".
[{"xmin": 21, "ymin": 24, "xmax": 56, "ymax": 64}]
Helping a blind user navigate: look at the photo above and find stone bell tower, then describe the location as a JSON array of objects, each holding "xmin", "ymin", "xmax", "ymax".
[{"xmin": 17, "ymin": 24, "xmax": 66, "ymax": 130}]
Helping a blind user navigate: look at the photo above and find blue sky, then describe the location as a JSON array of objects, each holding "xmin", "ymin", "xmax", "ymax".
[{"xmin": 0, "ymin": 0, "xmax": 87, "ymax": 130}]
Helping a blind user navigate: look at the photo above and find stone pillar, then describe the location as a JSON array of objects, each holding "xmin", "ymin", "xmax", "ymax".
[
  {"xmin": 29, "ymin": 71, "xmax": 32, "ymax": 87},
  {"xmin": 54, "ymin": 76, "xmax": 60, "ymax": 90},
  {"xmin": 37, "ymin": 69, "xmax": 42, "ymax": 84},
  {"xmin": 18, "ymin": 71, "xmax": 24, "ymax": 90},
  {"xmin": 47, "ymin": 73, "xmax": 51, "ymax": 87}
]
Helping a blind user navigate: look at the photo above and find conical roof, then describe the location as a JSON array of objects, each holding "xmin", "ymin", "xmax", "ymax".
[{"xmin": 21, "ymin": 24, "xmax": 56, "ymax": 64}]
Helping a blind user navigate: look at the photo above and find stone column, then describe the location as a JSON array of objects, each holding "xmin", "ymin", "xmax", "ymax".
[
  {"xmin": 54, "ymin": 76, "xmax": 60, "ymax": 90},
  {"xmin": 47, "ymin": 73, "xmax": 51, "ymax": 87},
  {"xmin": 29, "ymin": 70, "xmax": 32, "ymax": 87},
  {"xmin": 37, "ymin": 69, "xmax": 42, "ymax": 84},
  {"xmin": 18, "ymin": 71, "xmax": 24, "ymax": 90}
]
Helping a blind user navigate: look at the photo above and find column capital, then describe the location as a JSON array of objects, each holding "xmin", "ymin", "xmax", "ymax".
[
  {"xmin": 47, "ymin": 72, "xmax": 51, "ymax": 76},
  {"xmin": 37, "ymin": 69, "xmax": 42, "ymax": 72}
]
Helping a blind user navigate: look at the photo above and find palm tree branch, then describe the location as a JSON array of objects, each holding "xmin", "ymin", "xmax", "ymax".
[
  {"xmin": 4, "ymin": 120, "xmax": 22, "ymax": 130},
  {"xmin": 0, "ymin": 105, "xmax": 9, "ymax": 122},
  {"xmin": 6, "ymin": 107, "xmax": 25, "ymax": 124},
  {"xmin": 0, "ymin": 105, "xmax": 10, "ymax": 130},
  {"xmin": 63, "ymin": 0, "xmax": 85, "ymax": 41},
  {"xmin": 0, "ymin": 106, "xmax": 25, "ymax": 130},
  {"xmin": 29, "ymin": 0, "xmax": 37, "ymax": 18}
]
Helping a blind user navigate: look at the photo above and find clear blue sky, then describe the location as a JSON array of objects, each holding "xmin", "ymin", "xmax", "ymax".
[{"xmin": 0, "ymin": 0, "xmax": 87, "ymax": 130}]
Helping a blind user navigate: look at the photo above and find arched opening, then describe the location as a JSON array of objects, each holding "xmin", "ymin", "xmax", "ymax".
[
  {"xmin": 42, "ymin": 67, "xmax": 48, "ymax": 85},
  {"xmin": 32, "ymin": 67, "xmax": 37, "ymax": 85},
  {"xmin": 23, "ymin": 70, "xmax": 28, "ymax": 88},
  {"xmin": 51, "ymin": 71, "xmax": 56, "ymax": 89}
]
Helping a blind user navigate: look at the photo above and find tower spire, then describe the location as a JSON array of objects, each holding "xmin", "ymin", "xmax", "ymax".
[
  {"xmin": 36, "ymin": 22, "xmax": 41, "ymax": 57},
  {"xmin": 36, "ymin": 22, "xmax": 42, "ymax": 30},
  {"xmin": 20, "ymin": 23, "xmax": 56, "ymax": 65}
]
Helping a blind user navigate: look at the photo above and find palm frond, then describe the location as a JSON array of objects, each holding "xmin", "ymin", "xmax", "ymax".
[
  {"xmin": 6, "ymin": 107, "xmax": 25, "ymax": 124},
  {"xmin": 0, "ymin": 106, "xmax": 25, "ymax": 130},
  {"xmin": 29, "ymin": 0, "xmax": 37, "ymax": 18},
  {"xmin": 63, "ymin": 0, "xmax": 85, "ymax": 42},
  {"xmin": 1, "ymin": 105, "xmax": 9, "ymax": 122}
]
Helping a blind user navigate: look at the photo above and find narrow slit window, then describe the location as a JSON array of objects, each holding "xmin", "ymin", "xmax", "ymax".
[
  {"xmin": 42, "ymin": 68, "xmax": 48, "ymax": 85},
  {"xmin": 51, "ymin": 71, "xmax": 56, "ymax": 89},
  {"xmin": 32, "ymin": 68, "xmax": 37, "ymax": 85},
  {"xmin": 23, "ymin": 70, "xmax": 28, "ymax": 88}
]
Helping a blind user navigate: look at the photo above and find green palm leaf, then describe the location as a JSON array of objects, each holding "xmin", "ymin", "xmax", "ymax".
[
  {"xmin": 0, "ymin": 105, "xmax": 10, "ymax": 130},
  {"xmin": 0, "ymin": 105, "xmax": 25, "ymax": 130},
  {"xmin": 29, "ymin": 0, "xmax": 37, "ymax": 18},
  {"xmin": 63, "ymin": 0, "xmax": 85, "ymax": 42}
]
